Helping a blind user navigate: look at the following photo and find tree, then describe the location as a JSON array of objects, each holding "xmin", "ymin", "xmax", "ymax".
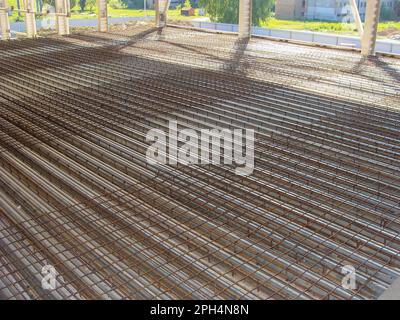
[
  {"xmin": 394, "ymin": 0, "xmax": 400, "ymax": 18},
  {"xmin": 16, "ymin": 0, "xmax": 21, "ymax": 16},
  {"xmin": 123, "ymin": 0, "xmax": 144, "ymax": 9},
  {"xmin": 108, "ymin": 0, "xmax": 127, "ymax": 9},
  {"xmin": 86, "ymin": 0, "xmax": 96, "ymax": 12},
  {"xmin": 380, "ymin": 6, "xmax": 395, "ymax": 21},
  {"xmin": 198, "ymin": 0, "xmax": 274, "ymax": 26},
  {"xmin": 79, "ymin": 0, "xmax": 86, "ymax": 11},
  {"xmin": 45, "ymin": 0, "xmax": 55, "ymax": 6},
  {"xmin": 70, "ymin": 0, "xmax": 78, "ymax": 9},
  {"xmin": 42, "ymin": 0, "xmax": 75, "ymax": 9}
]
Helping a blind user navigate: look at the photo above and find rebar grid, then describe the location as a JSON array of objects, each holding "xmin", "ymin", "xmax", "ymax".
[{"xmin": 0, "ymin": 25, "xmax": 399, "ymax": 300}]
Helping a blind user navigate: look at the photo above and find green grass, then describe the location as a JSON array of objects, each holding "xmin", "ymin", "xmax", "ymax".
[
  {"xmin": 260, "ymin": 18, "xmax": 358, "ymax": 34},
  {"xmin": 70, "ymin": 7, "xmax": 152, "ymax": 19},
  {"xmin": 7, "ymin": 0, "xmax": 24, "ymax": 22},
  {"xmin": 377, "ymin": 20, "xmax": 400, "ymax": 31},
  {"xmin": 6, "ymin": 2, "xmax": 201, "ymax": 22},
  {"xmin": 260, "ymin": 18, "xmax": 400, "ymax": 37},
  {"xmin": 69, "ymin": 7, "xmax": 200, "ymax": 21}
]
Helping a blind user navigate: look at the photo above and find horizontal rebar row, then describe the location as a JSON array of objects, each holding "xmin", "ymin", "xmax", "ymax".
[{"xmin": 0, "ymin": 25, "xmax": 399, "ymax": 300}]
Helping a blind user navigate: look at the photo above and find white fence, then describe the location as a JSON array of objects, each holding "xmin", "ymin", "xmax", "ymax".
[{"xmin": 190, "ymin": 21, "xmax": 400, "ymax": 55}]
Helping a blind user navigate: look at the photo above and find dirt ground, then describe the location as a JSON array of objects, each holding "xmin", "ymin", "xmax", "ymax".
[{"xmin": 378, "ymin": 27, "xmax": 400, "ymax": 40}]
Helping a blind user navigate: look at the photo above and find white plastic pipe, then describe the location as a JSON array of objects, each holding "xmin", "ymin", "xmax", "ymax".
[
  {"xmin": 238, "ymin": 0, "xmax": 252, "ymax": 38},
  {"xmin": 55, "ymin": 0, "xmax": 69, "ymax": 35},
  {"xmin": 97, "ymin": 0, "xmax": 108, "ymax": 32},
  {"xmin": 156, "ymin": 0, "xmax": 170, "ymax": 28},
  {"xmin": 349, "ymin": 0, "xmax": 363, "ymax": 37},
  {"xmin": 0, "ymin": 0, "xmax": 11, "ymax": 40},
  {"xmin": 361, "ymin": 0, "xmax": 381, "ymax": 56},
  {"xmin": 24, "ymin": 0, "xmax": 36, "ymax": 38}
]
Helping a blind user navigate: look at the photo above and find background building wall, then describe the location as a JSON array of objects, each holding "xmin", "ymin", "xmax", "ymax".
[
  {"xmin": 276, "ymin": 0, "xmax": 306, "ymax": 19},
  {"xmin": 276, "ymin": 0, "xmax": 397, "ymax": 21},
  {"xmin": 305, "ymin": 0, "xmax": 338, "ymax": 21}
]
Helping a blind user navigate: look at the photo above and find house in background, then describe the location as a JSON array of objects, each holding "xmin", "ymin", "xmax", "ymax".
[
  {"xmin": 275, "ymin": 0, "xmax": 396, "ymax": 21},
  {"xmin": 275, "ymin": 0, "xmax": 307, "ymax": 20}
]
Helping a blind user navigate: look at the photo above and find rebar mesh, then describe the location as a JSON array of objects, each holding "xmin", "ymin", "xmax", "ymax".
[{"xmin": 0, "ymin": 24, "xmax": 399, "ymax": 300}]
